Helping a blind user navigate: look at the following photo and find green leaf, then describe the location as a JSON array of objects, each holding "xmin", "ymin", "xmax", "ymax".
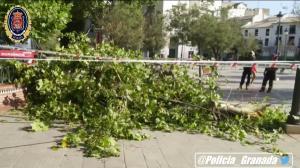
[{"xmin": 30, "ymin": 120, "xmax": 49, "ymax": 132}]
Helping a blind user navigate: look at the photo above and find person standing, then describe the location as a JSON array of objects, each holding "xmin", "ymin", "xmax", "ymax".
[
  {"xmin": 240, "ymin": 51, "xmax": 256, "ymax": 90},
  {"xmin": 250, "ymin": 63, "xmax": 257, "ymax": 84},
  {"xmin": 259, "ymin": 53, "xmax": 278, "ymax": 93}
]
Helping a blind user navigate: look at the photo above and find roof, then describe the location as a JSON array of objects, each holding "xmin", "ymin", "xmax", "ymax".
[
  {"xmin": 281, "ymin": 14, "xmax": 300, "ymax": 23},
  {"xmin": 232, "ymin": 15, "xmax": 254, "ymax": 21},
  {"xmin": 242, "ymin": 13, "xmax": 300, "ymax": 29},
  {"xmin": 221, "ymin": 2, "xmax": 247, "ymax": 8},
  {"xmin": 233, "ymin": 2, "xmax": 247, "ymax": 8},
  {"xmin": 242, "ymin": 21, "xmax": 273, "ymax": 29}
]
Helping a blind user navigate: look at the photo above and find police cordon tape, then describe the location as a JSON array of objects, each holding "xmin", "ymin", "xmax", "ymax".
[{"xmin": 0, "ymin": 44, "xmax": 300, "ymax": 69}]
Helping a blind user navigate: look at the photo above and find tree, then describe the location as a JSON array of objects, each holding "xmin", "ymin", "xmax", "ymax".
[
  {"xmin": 167, "ymin": 2, "xmax": 240, "ymax": 60},
  {"xmin": 189, "ymin": 14, "xmax": 213, "ymax": 55},
  {"xmin": 0, "ymin": 0, "xmax": 72, "ymax": 49},
  {"xmin": 61, "ymin": 0, "xmax": 158, "ymax": 49},
  {"xmin": 235, "ymin": 36, "xmax": 260, "ymax": 60},
  {"xmin": 62, "ymin": 0, "xmax": 104, "ymax": 33},
  {"xmin": 167, "ymin": 1, "xmax": 215, "ymax": 44},
  {"xmin": 100, "ymin": 2, "xmax": 144, "ymax": 50},
  {"xmin": 189, "ymin": 12, "xmax": 240, "ymax": 60},
  {"xmin": 167, "ymin": 3, "xmax": 255, "ymax": 60},
  {"xmin": 167, "ymin": 4, "xmax": 190, "ymax": 46},
  {"xmin": 205, "ymin": 19, "xmax": 236, "ymax": 60},
  {"xmin": 143, "ymin": 2, "xmax": 166, "ymax": 58}
]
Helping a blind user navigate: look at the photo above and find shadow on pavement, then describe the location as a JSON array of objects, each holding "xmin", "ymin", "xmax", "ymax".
[
  {"xmin": 218, "ymin": 88, "xmax": 294, "ymax": 105},
  {"xmin": 0, "ymin": 140, "xmax": 58, "ymax": 150}
]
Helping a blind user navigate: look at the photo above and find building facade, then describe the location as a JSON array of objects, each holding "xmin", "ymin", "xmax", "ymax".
[
  {"xmin": 242, "ymin": 14, "xmax": 300, "ymax": 60},
  {"xmin": 222, "ymin": 2, "xmax": 248, "ymax": 18},
  {"xmin": 222, "ymin": 2, "xmax": 269, "ymax": 21},
  {"xmin": 157, "ymin": 0, "xmax": 222, "ymax": 59},
  {"xmin": 158, "ymin": 0, "xmax": 270, "ymax": 60}
]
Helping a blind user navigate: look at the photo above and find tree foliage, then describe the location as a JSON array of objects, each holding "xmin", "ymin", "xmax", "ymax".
[
  {"xmin": 1, "ymin": 1, "xmax": 285, "ymax": 158},
  {"xmin": 12, "ymin": 34, "xmax": 222, "ymax": 157},
  {"xmin": 234, "ymin": 36, "xmax": 260, "ymax": 60},
  {"xmin": 61, "ymin": 0, "xmax": 100, "ymax": 33},
  {"xmin": 7, "ymin": 33, "xmax": 286, "ymax": 157},
  {"xmin": 168, "ymin": 4, "xmax": 253, "ymax": 60},
  {"xmin": 202, "ymin": 19, "xmax": 240, "ymax": 60},
  {"xmin": 143, "ymin": 2, "xmax": 166, "ymax": 58},
  {"xmin": 0, "ymin": 0, "xmax": 165, "ymax": 53},
  {"xmin": 167, "ymin": 4, "xmax": 190, "ymax": 45},
  {"xmin": 0, "ymin": 0, "xmax": 72, "ymax": 49},
  {"xmin": 100, "ymin": 2, "xmax": 144, "ymax": 50}
]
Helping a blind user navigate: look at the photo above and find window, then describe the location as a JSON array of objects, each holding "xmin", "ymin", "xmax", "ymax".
[
  {"xmin": 298, "ymin": 38, "xmax": 300, "ymax": 48},
  {"xmin": 275, "ymin": 37, "xmax": 282, "ymax": 45},
  {"xmin": 264, "ymin": 38, "xmax": 269, "ymax": 46},
  {"xmin": 266, "ymin": 29, "xmax": 270, "ymax": 36},
  {"xmin": 289, "ymin": 25, "xmax": 296, "ymax": 34},
  {"xmin": 276, "ymin": 26, "xmax": 283, "ymax": 35},
  {"xmin": 288, "ymin": 36, "xmax": 295, "ymax": 46},
  {"xmin": 244, "ymin": 30, "xmax": 248, "ymax": 36},
  {"xmin": 255, "ymin": 29, "xmax": 258, "ymax": 36}
]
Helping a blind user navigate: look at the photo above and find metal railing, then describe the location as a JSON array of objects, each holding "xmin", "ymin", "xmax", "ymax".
[{"xmin": 0, "ymin": 66, "xmax": 15, "ymax": 83}]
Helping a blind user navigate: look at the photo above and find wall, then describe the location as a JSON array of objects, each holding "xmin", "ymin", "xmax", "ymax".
[
  {"xmin": 244, "ymin": 22, "xmax": 300, "ymax": 59},
  {"xmin": 252, "ymin": 9, "xmax": 269, "ymax": 23},
  {"xmin": 228, "ymin": 4, "xmax": 247, "ymax": 18},
  {"xmin": 176, "ymin": 44, "xmax": 198, "ymax": 59},
  {"xmin": 0, "ymin": 85, "xmax": 25, "ymax": 110},
  {"xmin": 160, "ymin": 0, "xmax": 186, "ymax": 58}
]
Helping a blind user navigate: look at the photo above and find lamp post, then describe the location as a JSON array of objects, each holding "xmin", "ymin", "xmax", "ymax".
[
  {"xmin": 179, "ymin": 39, "xmax": 184, "ymax": 60},
  {"xmin": 288, "ymin": 67, "xmax": 300, "ymax": 125},
  {"xmin": 280, "ymin": 28, "xmax": 289, "ymax": 73},
  {"xmin": 284, "ymin": 28, "xmax": 289, "ymax": 61},
  {"xmin": 276, "ymin": 11, "xmax": 283, "ymax": 56}
]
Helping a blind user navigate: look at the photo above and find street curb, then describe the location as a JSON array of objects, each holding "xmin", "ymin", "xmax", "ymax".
[{"xmin": 286, "ymin": 124, "xmax": 300, "ymax": 134}]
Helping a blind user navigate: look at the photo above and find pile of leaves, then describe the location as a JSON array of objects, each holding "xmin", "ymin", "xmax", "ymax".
[{"xmin": 10, "ymin": 35, "xmax": 287, "ymax": 158}]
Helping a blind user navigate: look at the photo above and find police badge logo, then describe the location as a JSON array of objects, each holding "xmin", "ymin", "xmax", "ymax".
[{"xmin": 4, "ymin": 6, "xmax": 31, "ymax": 43}]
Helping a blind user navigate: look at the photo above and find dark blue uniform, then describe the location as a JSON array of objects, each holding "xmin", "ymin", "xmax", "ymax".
[{"xmin": 259, "ymin": 67, "xmax": 278, "ymax": 93}]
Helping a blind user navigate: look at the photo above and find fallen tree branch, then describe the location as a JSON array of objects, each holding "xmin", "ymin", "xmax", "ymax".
[{"xmin": 218, "ymin": 101, "xmax": 271, "ymax": 117}]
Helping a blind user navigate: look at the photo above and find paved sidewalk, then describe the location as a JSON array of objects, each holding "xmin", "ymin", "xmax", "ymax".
[
  {"xmin": 0, "ymin": 67, "xmax": 298, "ymax": 168},
  {"xmin": 0, "ymin": 113, "xmax": 300, "ymax": 168}
]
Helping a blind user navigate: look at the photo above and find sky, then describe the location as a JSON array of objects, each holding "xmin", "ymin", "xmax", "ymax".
[{"xmin": 236, "ymin": 1, "xmax": 298, "ymax": 15}]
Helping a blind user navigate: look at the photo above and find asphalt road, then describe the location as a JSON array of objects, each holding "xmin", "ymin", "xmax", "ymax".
[{"xmin": 217, "ymin": 66, "xmax": 297, "ymax": 110}]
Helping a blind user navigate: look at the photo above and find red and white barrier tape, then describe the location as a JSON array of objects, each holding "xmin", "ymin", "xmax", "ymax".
[{"xmin": 0, "ymin": 45, "xmax": 300, "ymax": 68}]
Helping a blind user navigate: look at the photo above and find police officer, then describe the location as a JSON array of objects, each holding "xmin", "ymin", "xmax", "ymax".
[
  {"xmin": 259, "ymin": 53, "xmax": 278, "ymax": 93},
  {"xmin": 239, "ymin": 51, "xmax": 256, "ymax": 90}
]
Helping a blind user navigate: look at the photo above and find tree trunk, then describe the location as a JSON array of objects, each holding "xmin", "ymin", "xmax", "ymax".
[
  {"xmin": 197, "ymin": 44, "xmax": 202, "ymax": 56},
  {"xmin": 149, "ymin": 49, "xmax": 155, "ymax": 58},
  {"xmin": 218, "ymin": 101, "xmax": 270, "ymax": 117},
  {"xmin": 212, "ymin": 48, "xmax": 219, "ymax": 60}
]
